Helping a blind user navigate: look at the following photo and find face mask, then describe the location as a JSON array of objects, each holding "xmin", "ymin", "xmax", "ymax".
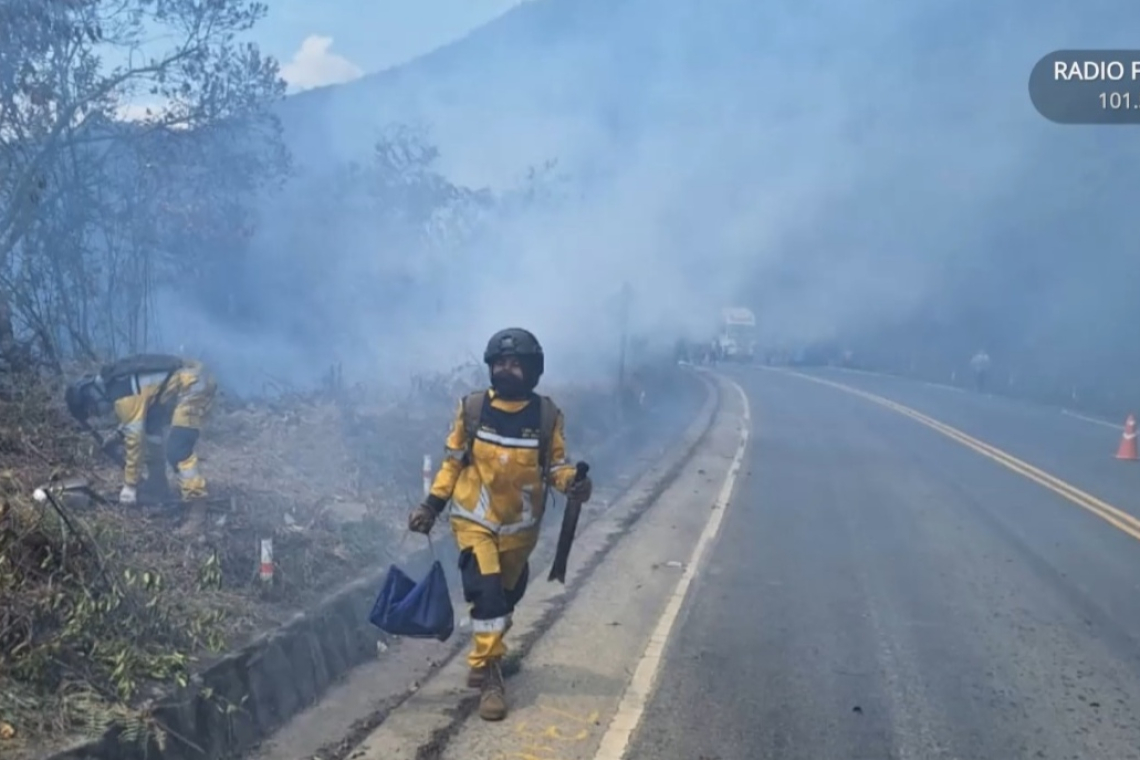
[{"xmin": 491, "ymin": 371, "xmax": 529, "ymax": 399}]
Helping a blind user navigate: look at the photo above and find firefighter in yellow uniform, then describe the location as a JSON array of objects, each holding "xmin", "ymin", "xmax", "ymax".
[
  {"xmin": 65, "ymin": 354, "xmax": 217, "ymax": 531},
  {"xmin": 408, "ymin": 328, "xmax": 593, "ymax": 721}
]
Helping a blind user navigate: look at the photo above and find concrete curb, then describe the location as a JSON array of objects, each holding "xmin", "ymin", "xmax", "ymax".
[
  {"xmin": 45, "ymin": 563, "xmax": 397, "ymax": 760},
  {"xmin": 42, "ymin": 370, "xmax": 712, "ymax": 760},
  {"xmin": 345, "ymin": 369, "xmax": 722, "ymax": 760}
]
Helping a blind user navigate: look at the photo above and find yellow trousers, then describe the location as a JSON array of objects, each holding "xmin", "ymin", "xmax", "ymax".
[
  {"xmin": 452, "ymin": 518, "xmax": 537, "ymax": 669},
  {"xmin": 165, "ymin": 369, "xmax": 216, "ymax": 500}
]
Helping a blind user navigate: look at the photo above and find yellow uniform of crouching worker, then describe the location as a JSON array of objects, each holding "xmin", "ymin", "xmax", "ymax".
[
  {"xmin": 65, "ymin": 354, "xmax": 217, "ymax": 507},
  {"xmin": 409, "ymin": 328, "xmax": 593, "ymax": 722}
]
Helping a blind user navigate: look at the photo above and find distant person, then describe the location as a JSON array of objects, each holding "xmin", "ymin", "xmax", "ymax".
[
  {"xmin": 970, "ymin": 349, "xmax": 991, "ymax": 392},
  {"xmin": 65, "ymin": 354, "xmax": 217, "ymax": 532},
  {"xmin": 407, "ymin": 328, "xmax": 593, "ymax": 721}
]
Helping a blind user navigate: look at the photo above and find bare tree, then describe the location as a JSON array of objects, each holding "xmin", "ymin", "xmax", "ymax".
[{"xmin": 0, "ymin": 0, "xmax": 287, "ymax": 367}]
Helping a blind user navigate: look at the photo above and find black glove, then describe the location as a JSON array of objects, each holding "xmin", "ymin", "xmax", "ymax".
[
  {"xmin": 565, "ymin": 476, "xmax": 593, "ymax": 503},
  {"xmin": 408, "ymin": 502, "xmax": 438, "ymax": 534}
]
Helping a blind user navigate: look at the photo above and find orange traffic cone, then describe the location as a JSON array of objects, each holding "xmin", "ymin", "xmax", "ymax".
[{"xmin": 1116, "ymin": 414, "xmax": 1138, "ymax": 461}]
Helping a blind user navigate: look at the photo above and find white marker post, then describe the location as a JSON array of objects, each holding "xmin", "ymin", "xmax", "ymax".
[
  {"xmin": 259, "ymin": 538, "xmax": 274, "ymax": 583},
  {"xmin": 422, "ymin": 454, "xmax": 432, "ymax": 498}
]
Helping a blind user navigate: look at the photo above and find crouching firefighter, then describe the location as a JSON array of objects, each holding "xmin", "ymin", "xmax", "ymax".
[
  {"xmin": 408, "ymin": 328, "xmax": 593, "ymax": 722},
  {"xmin": 65, "ymin": 354, "xmax": 217, "ymax": 531}
]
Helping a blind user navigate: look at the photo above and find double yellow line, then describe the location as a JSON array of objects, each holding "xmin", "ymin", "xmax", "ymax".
[{"xmin": 793, "ymin": 372, "xmax": 1140, "ymax": 543}]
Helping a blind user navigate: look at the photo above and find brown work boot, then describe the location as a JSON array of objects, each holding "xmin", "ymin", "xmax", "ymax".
[
  {"xmin": 176, "ymin": 500, "xmax": 208, "ymax": 536},
  {"xmin": 478, "ymin": 659, "xmax": 507, "ymax": 721}
]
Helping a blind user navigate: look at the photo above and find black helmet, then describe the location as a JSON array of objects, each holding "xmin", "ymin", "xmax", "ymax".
[
  {"xmin": 64, "ymin": 374, "xmax": 105, "ymax": 422},
  {"xmin": 484, "ymin": 328, "xmax": 545, "ymax": 384}
]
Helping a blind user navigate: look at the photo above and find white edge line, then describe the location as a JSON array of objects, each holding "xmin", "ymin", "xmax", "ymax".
[
  {"xmin": 1060, "ymin": 408, "xmax": 1121, "ymax": 431},
  {"xmin": 789, "ymin": 367, "xmax": 1122, "ymax": 429},
  {"xmin": 592, "ymin": 378, "xmax": 751, "ymax": 760}
]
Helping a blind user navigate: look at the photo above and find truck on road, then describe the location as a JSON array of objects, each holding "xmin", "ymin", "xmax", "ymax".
[{"xmin": 715, "ymin": 306, "xmax": 757, "ymax": 362}]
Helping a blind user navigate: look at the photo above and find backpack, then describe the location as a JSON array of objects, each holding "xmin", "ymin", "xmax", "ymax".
[
  {"xmin": 99, "ymin": 354, "xmax": 184, "ymax": 404},
  {"xmin": 100, "ymin": 354, "xmax": 184, "ymax": 384},
  {"xmin": 461, "ymin": 389, "xmax": 560, "ymax": 481}
]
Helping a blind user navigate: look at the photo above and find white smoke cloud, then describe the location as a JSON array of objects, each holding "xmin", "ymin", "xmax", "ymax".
[{"xmin": 280, "ymin": 35, "xmax": 364, "ymax": 92}]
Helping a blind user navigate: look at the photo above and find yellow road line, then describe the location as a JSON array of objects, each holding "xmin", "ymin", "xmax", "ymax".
[{"xmin": 790, "ymin": 371, "xmax": 1140, "ymax": 544}]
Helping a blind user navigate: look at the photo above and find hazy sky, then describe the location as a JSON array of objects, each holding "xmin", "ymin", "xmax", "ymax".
[{"xmin": 265, "ymin": 0, "xmax": 525, "ymax": 91}]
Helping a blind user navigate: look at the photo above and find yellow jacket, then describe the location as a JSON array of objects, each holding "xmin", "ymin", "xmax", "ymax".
[
  {"xmin": 109, "ymin": 359, "xmax": 213, "ymax": 486},
  {"xmin": 427, "ymin": 390, "xmax": 578, "ymax": 548}
]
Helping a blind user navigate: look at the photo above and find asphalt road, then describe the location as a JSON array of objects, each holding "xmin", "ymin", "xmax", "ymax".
[{"xmin": 627, "ymin": 367, "xmax": 1140, "ymax": 760}]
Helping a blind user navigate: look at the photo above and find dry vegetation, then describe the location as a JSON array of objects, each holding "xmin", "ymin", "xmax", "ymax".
[{"xmin": 0, "ymin": 362, "xmax": 624, "ymax": 757}]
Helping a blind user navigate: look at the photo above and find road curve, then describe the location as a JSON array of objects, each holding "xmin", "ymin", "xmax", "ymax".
[{"xmin": 626, "ymin": 367, "xmax": 1140, "ymax": 760}]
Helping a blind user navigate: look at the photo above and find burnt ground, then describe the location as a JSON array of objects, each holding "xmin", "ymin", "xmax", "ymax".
[{"xmin": 0, "ymin": 360, "xmax": 687, "ymax": 758}]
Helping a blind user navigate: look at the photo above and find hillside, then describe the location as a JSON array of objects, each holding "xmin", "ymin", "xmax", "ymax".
[{"xmin": 265, "ymin": 0, "xmax": 1140, "ymax": 400}]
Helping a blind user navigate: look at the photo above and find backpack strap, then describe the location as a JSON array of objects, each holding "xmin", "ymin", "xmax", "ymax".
[
  {"xmin": 461, "ymin": 390, "xmax": 487, "ymax": 464},
  {"xmin": 461, "ymin": 390, "xmax": 560, "ymax": 477},
  {"xmin": 536, "ymin": 395, "xmax": 558, "ymax": 472}
]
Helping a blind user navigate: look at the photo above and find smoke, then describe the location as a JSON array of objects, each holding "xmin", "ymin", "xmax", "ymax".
[{"xmin": 158, "ymin": 0, "xmax": 1140, "ymax": 392}]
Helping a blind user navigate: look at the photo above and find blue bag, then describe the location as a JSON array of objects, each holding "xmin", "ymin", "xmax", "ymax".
[{"xmin": 369, "ymin": 542, "xmax": 455, "ymax": 642}]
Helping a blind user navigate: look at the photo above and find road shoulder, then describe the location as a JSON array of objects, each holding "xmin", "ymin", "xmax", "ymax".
[{"xmin": 347, "ymin": 372, "xmax": 748, "ymax": 760}]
